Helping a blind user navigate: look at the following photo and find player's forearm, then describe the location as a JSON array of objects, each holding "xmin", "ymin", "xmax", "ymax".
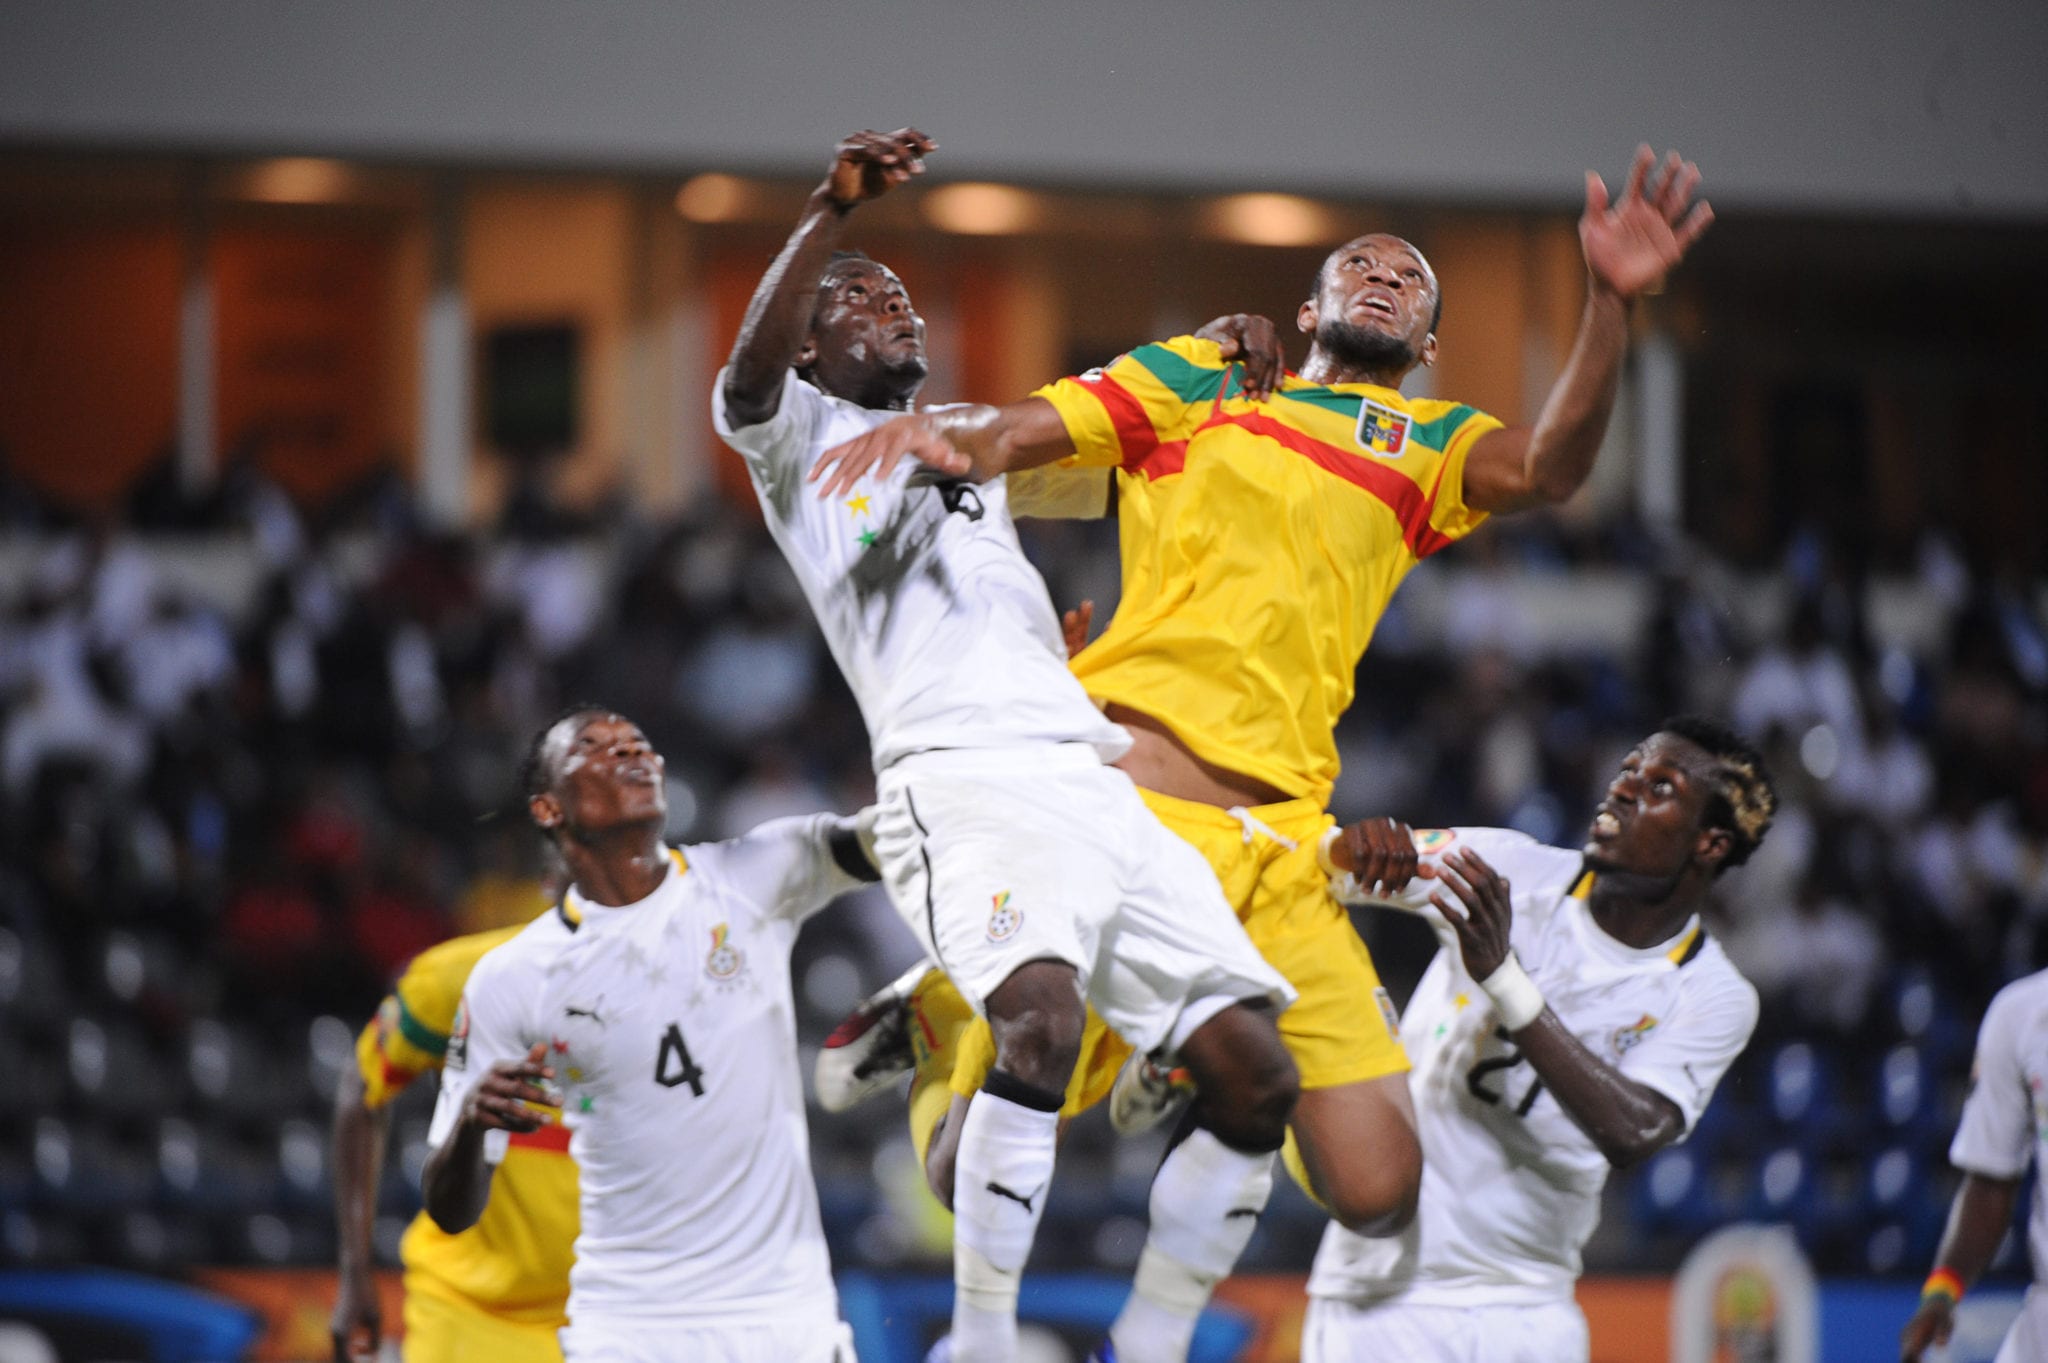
[
  {"xmin": 332, "ymin": 1066, "xmax": 390, "ymax": 1276},
  {"xmin": 1512, "ymin": 1011, "xmax": 1681, "ymax": 1167},
  {"xmin": 1470, "ymin": 288, "xmax": 1630, "ymax": 515},
  {"xmin": 1929, "ymin": 1172, "xmax": 2023, "ymax": 1288},
  {"xmin": 924, "ymin": 398, "xmax": 1073, "ymax": 481},
  {"xmin": 420, "ymin": 1122, "xmax": 494, "ymax": 1234},
  {"xmin": 1518, "ymin": 288, "xmax": 1629, "ymax": 502},
  {"xmin": 724, "ymin": 191, "xmax": 851, "ymax": 425}
]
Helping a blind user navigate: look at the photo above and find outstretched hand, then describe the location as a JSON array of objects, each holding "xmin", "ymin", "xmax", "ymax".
[
  {"xmin": 810, "ymin": 414, "xmax": 972, "ymax": 499},
  {"xmin": 1193, "ymin": 313, "xmax": 1287, "ymax": 402},
  {"xmin": 1429, "ymin": 848, "xmax": 1514, "ymax": 981},
  {"xmin": 824, "ymin": 128, "xmax": 936, "ymax": 209},
  {"xmin": 1581, "ymin": 145, "xmax": 1712, "ymax": 301}
]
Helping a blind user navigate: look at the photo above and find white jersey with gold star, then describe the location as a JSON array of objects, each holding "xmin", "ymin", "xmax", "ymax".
[
  {"xmin": 429, "ymin": 815, "xmax": 869, "ymax": 1330},
  {"xmin": 1309, "ymin": 827, "xmax": 1759, "ymax": 1308},
  {"xmin": 713, "ymin": 369, "xmax": 1130, "ymax": 774}
]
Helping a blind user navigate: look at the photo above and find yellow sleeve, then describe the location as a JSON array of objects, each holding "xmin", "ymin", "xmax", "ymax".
[
  {"xmin": 1416, "ymin": 401, "xmax": 1505, "ymax": 549},
  {"xmin": 354, "ymin": 925, "xmax": 525, "ymax": 1110},
  {"xmin": 1030, "ymin": 336, "xmax": 1232, "ymax": 470}
]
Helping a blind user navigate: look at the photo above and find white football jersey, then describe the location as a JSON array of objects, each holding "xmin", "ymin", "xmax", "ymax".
[
  {"xmin": 713, "ymin": 370, "xmax": 1129, "ymax": 773},
  {"xmin": 1309, "ymin": 827, "xmax": 1759, "ymax": 1308},
  {"xmin": 430, "ymin": 815, "xmax": 868, "ymax": 1328},
  {"xmin": 1950, "ymin": 967, "xmax": 2048, "ymax": 1284}
]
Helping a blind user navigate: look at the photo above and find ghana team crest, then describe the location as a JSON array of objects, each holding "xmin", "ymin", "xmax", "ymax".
[
  {"xmin": 1612, "ymin": 1014, "xmax": 1659, "ymax": 1055},
  {"xmin": 1412, "ymin": 828, "xmax": 1457, "ymax": 854},
  {"xmin": 1355, "ymin": 398, "xmax": 1411, "ymax": 458},
  {"xmin": 704, "ymin": 923, "xmax": 746, "ymax": 982},
  {"xmin": 987, "ymin": 891, "xmax": 1023, "ymax": 942}
]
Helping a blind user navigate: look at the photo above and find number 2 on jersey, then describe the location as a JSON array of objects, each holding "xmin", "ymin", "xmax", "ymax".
[
  {"xmin": 655, "ymin": 1022, "xmax": 707, "ymax": 1096},
  {"xmin": 1466, "ymin": 1026, "xmax": 1545, "ymax": 1117}
]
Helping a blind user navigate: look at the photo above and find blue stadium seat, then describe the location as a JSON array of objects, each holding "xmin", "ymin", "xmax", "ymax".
[
  {"xmin": 273, "ymin": 1117, "xmax": 331, "ymax": 1211},
  {"xmin": 1886, "ymin": 969, "xmax": 1968, "ymax": 1066},
  {"xmin": 1630, "ymin": 1145, "xmax": 1722, "ymax": 1236},
  {"xmin": 0, "ymin": 926, "xmax": 70, "ymax": 1036},
  {"xmin": 1744, "ymin": 1144, "xmax": 1820, "ymax": 1231},
  {"xmin": 68, "ymin": 1016, "xmax": 182, "ymax": 1120},
  {"xmin": 30, "ymin": 1117, "xmax": 154, "ymax": 1216},
  {"xmin": 155, "ymin": 1118, "xmax": 278, "ymax": 1216},
  {"xmin": 1872, "ymin": 1045, "xmax": 1949, "ymax": 1151},
  {"xmin": 1763, "ymin": 1042, "xmax": 1833, "ymax": 1134}
]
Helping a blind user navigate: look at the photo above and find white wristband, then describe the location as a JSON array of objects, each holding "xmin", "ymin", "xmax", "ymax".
[{"xmin": 1478, "ymin": 952, "xmax": 1546, "ymax": 1032}]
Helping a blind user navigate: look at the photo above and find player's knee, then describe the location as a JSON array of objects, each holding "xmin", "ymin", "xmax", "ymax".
[
  {"xmin": 1199, "ymin": 1049, "xmax": 1299, "ymax": 1153},
  {"xmin": 986, "ymin": 962, "xmax": 1085, "ymax": 1092},
  {"xmin": 990, "ymin": 1007, "xmax": 1082, "ymax": 1092}
]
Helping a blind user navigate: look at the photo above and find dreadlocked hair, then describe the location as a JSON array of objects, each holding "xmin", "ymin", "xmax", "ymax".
[{"xmin": 1658, "ymin": 714, "xmax": 1777, "ymax": 875}]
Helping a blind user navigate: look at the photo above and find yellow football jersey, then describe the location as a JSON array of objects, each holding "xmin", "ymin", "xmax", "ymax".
[
  {"xmin": 355, "ymin": 923, "xmax": 578, "ymax": 1327},
  {"xmin": 1033, "ymin": 335, "xmax": 1502, "ymax": 807}
]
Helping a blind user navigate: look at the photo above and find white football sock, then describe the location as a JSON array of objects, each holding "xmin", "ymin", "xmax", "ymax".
[
  {"xmin": 949, "ymin": 1079, "xmax": 1060, "ymax": 1362},
  {"xmin": 1109, "ymin": 1127, "xmax": 1275, "ymax": 1363}
]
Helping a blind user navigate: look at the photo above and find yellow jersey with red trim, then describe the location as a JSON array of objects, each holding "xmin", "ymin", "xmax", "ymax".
[
  {"xmin": 1033, "ymin": 336, "xmax": 1502, "ymax": 806},
  {"xmin": 355, "ymin": 921, "xmax": 578, "ymax": 1326}
]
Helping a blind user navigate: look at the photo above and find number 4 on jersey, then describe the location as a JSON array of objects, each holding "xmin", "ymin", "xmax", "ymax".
[{"xmin": 655, "ymin": 1022, "xmax": 707, "ymax": 1096}]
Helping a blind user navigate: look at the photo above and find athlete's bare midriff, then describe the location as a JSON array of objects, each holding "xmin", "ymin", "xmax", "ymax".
[{"xmin": 1105, "ymin": 703, "xmax": 1293, "ymax": 810}]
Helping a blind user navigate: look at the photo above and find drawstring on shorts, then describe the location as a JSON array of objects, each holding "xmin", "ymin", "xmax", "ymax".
[{"xmin": 1225, "ymin": 806, "xmax": 1298, "ymax": 851}]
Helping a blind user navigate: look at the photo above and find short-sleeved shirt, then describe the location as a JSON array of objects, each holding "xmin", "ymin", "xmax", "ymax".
[
  {"xmin": 712, "ymin": 368, "xmax": 1129, "ymax": 773},
  {"xmin": 1032, "ymin": 337, "xmax": 1502, "ymax": 806},
  {"xmin": 355, "ymin": 920, "xmax": 578, "ymax": 1324},
  {"xmin": 431, "ymin": 816, "xmax": 865, "ymax": 1327},
  {"xmin": 1950, "ymin": 969, "xmax": 2048, "ymax": 1283},
  {"xmin": 1309, "ymin": 827, "xmax": 1759, "ymax": 1308}
]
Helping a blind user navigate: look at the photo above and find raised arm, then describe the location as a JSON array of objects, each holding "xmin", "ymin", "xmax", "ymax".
[
  {"xmin": 1432, "ymin": 847, "xmax": 1684, "ymax": 1167},
  {"xmin": 1461, "ymin": 146, "xmax": 1712, "ymax": 516},
  {"xmin": 722, "ymin": 128, "xmax": 934, "ymax": 428},
  {"xmin": 329, "ymin": 1062, "xmax": 389, "ymax": 1363}
]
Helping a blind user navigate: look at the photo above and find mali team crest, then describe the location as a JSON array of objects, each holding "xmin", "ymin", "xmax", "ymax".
[{"xmin": 1355, "ymin": 398, "xmax": 1411, "ymax": 458}]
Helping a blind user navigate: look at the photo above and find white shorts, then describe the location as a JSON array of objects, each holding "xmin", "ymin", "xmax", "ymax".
[
  {"xmin": 561, "ymin": 1316, "xmax": 855, "ymax": 1363},
  {"xmin": 873, "ymin": 745, "xmax": 1293, "ymax": 1054},
  {"xmin": 1302, "ymin": 1295, "xmax": 1587, "ymax": 1363}
]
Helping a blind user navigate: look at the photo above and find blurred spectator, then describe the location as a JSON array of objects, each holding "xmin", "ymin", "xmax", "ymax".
[{"xmin": 1725, "ymin": 868, "xmax": 1888, "ymax": 1035}]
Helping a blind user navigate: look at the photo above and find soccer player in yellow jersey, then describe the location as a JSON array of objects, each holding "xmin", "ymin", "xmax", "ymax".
[
  {"xmin": 331, "ymin": 920, "xmax": 576, "ymax": 1363},
  {"xmin": 814, "ymin": 144, "xmax": 1711, "ymax": 1360}
]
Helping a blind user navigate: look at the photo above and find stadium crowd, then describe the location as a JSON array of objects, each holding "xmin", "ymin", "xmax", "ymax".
[{"xmin": 3, "ymin": 449, "xmax": 2044, "ymax": 1285}]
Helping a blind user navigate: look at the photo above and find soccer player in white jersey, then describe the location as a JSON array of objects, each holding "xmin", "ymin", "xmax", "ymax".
[
  {"xmin": 1302, "ymin": 715, "xmax": 1776, "ymax": 1363},
  {"xmin": 1901, "ymin": 966, "xmax": 2048, "ymax": 1361},
  {"xmin": 421, "ymin": 708, "xmax": 879, "ymax": 1363},
  {"xmin": 715, "ymin": 127, "xmax": 1300, "ymax": 1363}
]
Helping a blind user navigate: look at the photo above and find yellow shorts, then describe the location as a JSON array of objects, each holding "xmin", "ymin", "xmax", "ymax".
[
  {"xmin": 403, "ymin": 1289, "xmax": 563, "ymax": 1363},
  {"xmin": 927, "ymin": 788, "xmax": 1407, "ymax": 1127}
]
